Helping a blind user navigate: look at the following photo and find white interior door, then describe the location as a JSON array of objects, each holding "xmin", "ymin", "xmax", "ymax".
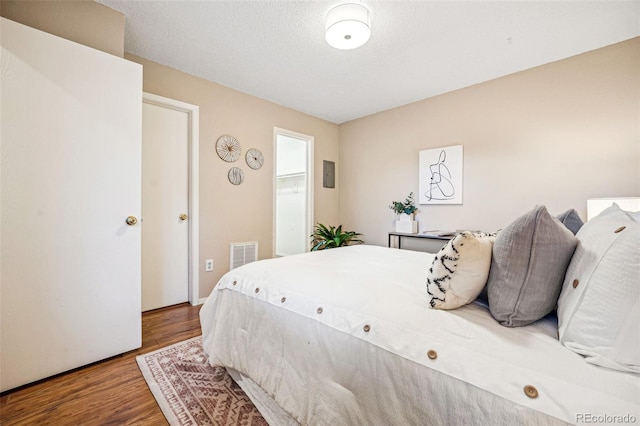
[
  {"xmin": 142, "ymin": 101, "xmax": 189, "ymax": 311},
  {"xmin": 0, "ymin": 18, "xmax": 142, "ymax": 391}
]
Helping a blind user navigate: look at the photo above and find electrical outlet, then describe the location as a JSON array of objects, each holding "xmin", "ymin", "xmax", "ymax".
[{"xmin": 205, "ymin": 259, "xmax": 214, "ymax": 272}]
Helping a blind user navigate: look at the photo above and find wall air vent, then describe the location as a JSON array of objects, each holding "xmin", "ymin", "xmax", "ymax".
[{"xmin": 229, "ymin": 241, "xmax": 258, "ymax": 270}]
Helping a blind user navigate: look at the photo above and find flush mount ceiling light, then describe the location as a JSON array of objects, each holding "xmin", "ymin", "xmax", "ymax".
[{"xmin": 325, "ymin": 3, "xmax": 371, "ymax": 50}]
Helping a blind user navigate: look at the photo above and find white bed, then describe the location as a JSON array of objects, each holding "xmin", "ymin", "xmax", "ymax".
[{"xmin": 200, "ymin": 245, "xmax": 640, "ymax": 425}]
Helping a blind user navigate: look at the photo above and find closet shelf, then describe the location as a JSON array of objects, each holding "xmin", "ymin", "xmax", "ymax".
[{"xmin": 276, "ymin": 172, "xmax": 306, "ymax": 179}]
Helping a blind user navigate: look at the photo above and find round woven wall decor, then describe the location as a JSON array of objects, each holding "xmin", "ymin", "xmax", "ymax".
[
  {"xmin": 216, "ymin": 135, "xmax": 241, "ymax": 162},
  {"xmin": 228, "ymin": 167, "xmax": 244, "ymax": 185},
  {"xmin": 245, "ymin": 148, "xmax": 264, "ymax": 170}
]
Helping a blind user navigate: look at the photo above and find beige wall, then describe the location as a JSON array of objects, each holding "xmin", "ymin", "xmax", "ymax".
[
  {"xmin": 127, "ymin": 55, "xmax": 340, "ymax": 297},
  {"xmin": 339, "ymin": 37, "xmax": 640, "ymax": 247},
  {"xmin": 0, "ymin": 0, "xmax": 125, "ymax": 57}
]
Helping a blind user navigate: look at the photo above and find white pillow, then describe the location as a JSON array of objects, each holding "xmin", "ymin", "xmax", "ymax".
[
  {"xmin": 426, "ymin": 232, "xmax": 496, "ymax": 310},
  {"xmin": 628, "ymin": 210, "xmax": 640, "ymax": 222},
  {"xmin": 557, "ymin": 203, "xmax": 640, "ymax": 373}
]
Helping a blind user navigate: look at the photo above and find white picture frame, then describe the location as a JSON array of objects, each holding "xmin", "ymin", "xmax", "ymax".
[{"xmin": 419, "ymin": 145, "xmax": 463, "ymax": 205}]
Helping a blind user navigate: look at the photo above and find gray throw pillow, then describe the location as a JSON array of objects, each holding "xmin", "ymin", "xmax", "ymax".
[
  {"xmin": 556, "ymin": 209, "xmax": 584, "ymax": 235},
  {"xmin": 487, "ymin": 205, "xmax": 577, "ymax": 327}
]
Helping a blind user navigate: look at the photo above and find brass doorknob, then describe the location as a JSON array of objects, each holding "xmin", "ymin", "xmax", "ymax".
[
  {"xmin": 179, "ymin": 213, "xmax": 188, "ymax": 221},
  {"xmin": 125, "ymin": 216, "xmax": 138, "ymax": 226}
]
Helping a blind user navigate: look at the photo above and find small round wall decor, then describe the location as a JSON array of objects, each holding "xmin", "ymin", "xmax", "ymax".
[
  {"xmin": 228, "ymin": 167, "xmax": 244, "ymax": 185},
  {"xmin": 245, "ymin": 148, "xmax": 264, "ymax": 170},
  {"xmin": 216, "ymin": 135, "xmax": 241, "ymax": 162}
]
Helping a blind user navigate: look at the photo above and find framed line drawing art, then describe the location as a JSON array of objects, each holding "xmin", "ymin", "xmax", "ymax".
[{"xmin": 419, "ymin": 145, "xmax": 463, "ymax": 205}]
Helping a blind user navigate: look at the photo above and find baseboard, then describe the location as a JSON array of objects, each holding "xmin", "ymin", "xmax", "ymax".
[{"xmin": 197, "ymin": 297, "xmax": 208, "ymax": 305}]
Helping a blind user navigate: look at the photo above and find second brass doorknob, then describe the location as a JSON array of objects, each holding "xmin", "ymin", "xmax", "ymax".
[{"xmin": 179, "ymin": 213, "xmax": 188, "ymax": 221}]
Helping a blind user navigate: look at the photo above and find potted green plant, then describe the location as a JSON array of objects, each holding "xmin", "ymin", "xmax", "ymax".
[
  {"xmin": 389, "ymin": 192, "xmax": 419, "ymax": 233},
  {"xmin": 311, "ymin": 223, "xmax": 364, "ymax": 251}
]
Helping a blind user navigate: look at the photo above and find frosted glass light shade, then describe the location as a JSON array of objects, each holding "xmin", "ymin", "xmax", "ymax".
[
  {"xmin": 587, "ymin": 197, "xmax": 640, "ymax": 220},
  {"xmin": 325, "ymin": 3, "xmax": 371, "ymax": 50}
]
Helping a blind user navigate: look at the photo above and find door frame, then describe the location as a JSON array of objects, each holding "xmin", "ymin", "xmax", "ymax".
[
  {"xmin": 143, "ymin": 92, "xmax": 200, "ymax": 306},
  {"xmin": 273, "ymin": 127, "xmax": 314, "ymax": 257}
]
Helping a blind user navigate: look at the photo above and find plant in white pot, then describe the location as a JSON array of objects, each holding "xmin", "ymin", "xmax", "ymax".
[{"xmin": 389, "ymin": 192, "xmax": 419, "ymax": 233}]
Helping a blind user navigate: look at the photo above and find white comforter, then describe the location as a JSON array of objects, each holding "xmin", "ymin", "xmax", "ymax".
[{"xmin": 200, "ymin": 245, "xmax": 640, "ymax": 425}]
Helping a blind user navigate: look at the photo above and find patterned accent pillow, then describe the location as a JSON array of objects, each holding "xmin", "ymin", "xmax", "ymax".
[{"xmin": 426, "ymin": 231, "xmax": 496, "ymax": 310}]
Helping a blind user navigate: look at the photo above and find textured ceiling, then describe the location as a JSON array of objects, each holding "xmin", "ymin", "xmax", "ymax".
[{"xmin": 97, "ymin": 1, "xmax": 640, "ymax": 124}]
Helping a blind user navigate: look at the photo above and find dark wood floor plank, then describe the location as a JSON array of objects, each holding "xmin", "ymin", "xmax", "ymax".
[{"xmin": 0, "ymin": 303, "xmax": 202, "ymax": 425}]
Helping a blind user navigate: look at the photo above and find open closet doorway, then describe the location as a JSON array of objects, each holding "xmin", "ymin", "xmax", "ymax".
[{"xmin": 274, "ymin": 128, "xmax": 314, "ymax": 257}]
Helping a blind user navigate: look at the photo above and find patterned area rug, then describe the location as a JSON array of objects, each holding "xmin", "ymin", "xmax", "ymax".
[{"xmin": 136, "ymin": 336, "xmax": 268, "ymax": 426}]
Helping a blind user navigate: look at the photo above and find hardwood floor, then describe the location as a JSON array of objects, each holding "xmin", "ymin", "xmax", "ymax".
[{"xmin": 0, "ymin": 303, "xmax": 202, "ymax": 425}]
